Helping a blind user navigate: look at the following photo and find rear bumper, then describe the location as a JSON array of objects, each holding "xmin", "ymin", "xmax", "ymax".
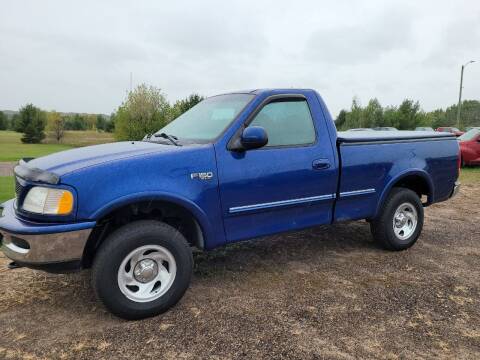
[
  {"xmin": 450, "ymin": 181, "xmax": 460, "ymax": 198},
  {"xmin": 0, "ymin": 200, "xmax": 95, "ymax": 272}
]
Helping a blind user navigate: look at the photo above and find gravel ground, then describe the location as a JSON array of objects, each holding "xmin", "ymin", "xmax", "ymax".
[{"xmin": 0, "ymin": 183, "xmax": 479, "ymax": 359}]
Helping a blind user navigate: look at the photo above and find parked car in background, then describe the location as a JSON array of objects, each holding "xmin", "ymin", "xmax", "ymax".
[
  {"xmin": 436, "ymin": 127, "xmax": 464, "ymax": 137},
  {"xmin": 415, "ymin": 127, "xmax": 434, "ymax": 131},
  {"xmin": 465, "ymin": 126, "xmax": 480, "ymax": 132},
  {"xmin": 459, "ymin": 128, "xmax": 480, "ymax": 166},
  {"xmin": 373, "ymin": 127, "xmax": 398, "ymax": 131},
  {"xmin": 347, "ymin": 128, "xmax": 371, "ymax": 131}
]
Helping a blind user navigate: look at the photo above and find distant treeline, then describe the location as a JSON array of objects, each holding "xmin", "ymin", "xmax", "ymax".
[
  {"xmin": 335, "ymin": 98, "xmax": 480, "ymax": 131},
  {"xmin": 0, "ymin": 110, "xmax": 113, "ymax": 133}
]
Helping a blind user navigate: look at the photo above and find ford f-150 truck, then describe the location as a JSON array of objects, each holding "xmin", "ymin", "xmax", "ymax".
[{"xmin": 0, "ymin": 89, "xmax": 460, "ymax": 319}]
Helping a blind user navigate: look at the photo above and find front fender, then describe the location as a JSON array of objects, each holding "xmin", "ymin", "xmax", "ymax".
[{"xmin": 90, "ymin": 191, "xmax": 215, "ymax": 249}]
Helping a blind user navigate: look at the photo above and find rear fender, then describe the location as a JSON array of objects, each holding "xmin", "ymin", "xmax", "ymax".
[{"xmin": 374, "ymin": 169, "xmax": 434, "ymax": 218}]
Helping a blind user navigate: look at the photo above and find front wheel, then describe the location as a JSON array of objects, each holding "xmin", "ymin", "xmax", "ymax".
[
  {"xmin": 370, "ymin": 188, "xmax": 424, "ymax": 251},
  {"xmin": 92, "ymin": 220, "xmax": 193, "ymax": 320}
]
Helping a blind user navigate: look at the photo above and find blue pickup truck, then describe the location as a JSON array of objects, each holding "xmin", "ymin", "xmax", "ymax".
[{"xmin": 0, "ymin": 89, "xmax": 460, "ymax": 319}]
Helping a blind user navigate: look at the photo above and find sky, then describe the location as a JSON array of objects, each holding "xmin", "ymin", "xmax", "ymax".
[{"xmin": 1, "ymin": 0, "xmax": 479, "ymax": 117}]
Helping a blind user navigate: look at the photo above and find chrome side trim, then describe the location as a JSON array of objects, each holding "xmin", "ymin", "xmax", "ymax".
[
  {"xmin": 1, "ymin": 228, "xmax": 92, "ymax": 264},
  {"xmin": 340, "ymin": 188, "xmax": 376, "ymax": 198},
  {"xmin": 229, "ymin": 194, "xmax": 336, "ymax": 214}
]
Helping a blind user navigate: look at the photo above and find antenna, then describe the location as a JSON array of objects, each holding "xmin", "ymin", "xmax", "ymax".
[{"xmin": 130, "ymin": 72, "xmax": 133, "ymax": 92}]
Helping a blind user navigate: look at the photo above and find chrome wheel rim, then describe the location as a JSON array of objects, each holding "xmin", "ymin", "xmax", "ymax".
[
  {"xmin": 392, "ymin": 202, "xmax": 418, "ymax": 240},
  {"xmin": 117, "ymin": 245, "xmax": 176, "ymax": 303}
]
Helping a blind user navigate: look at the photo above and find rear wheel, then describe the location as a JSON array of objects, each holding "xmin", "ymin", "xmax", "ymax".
[
  {"xmin": 92, "ymin": 220, "xmax": 193, "ymax": 320},
  {"xmin": 370, "ymin": 188, "xmax": 424, "ymax": 251}
]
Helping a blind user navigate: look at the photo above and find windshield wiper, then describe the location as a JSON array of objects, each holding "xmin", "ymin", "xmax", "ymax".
[{"xmin": 154, "ymin": 132, "xmax": 180, "ymax": 146}]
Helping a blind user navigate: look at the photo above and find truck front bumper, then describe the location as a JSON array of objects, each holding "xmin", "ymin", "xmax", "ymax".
[{"xmin": 0, "ymin": 200, "xmax": 96, "ymax": 273}]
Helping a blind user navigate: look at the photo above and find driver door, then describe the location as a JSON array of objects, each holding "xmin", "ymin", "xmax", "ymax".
[{"xmin": 215, "ymin": 95, "xmax": 337, "ymax": 243}]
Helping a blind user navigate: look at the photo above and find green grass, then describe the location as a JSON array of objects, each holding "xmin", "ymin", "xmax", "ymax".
[
  {"xmin": 460, "ymin": 167, "xmax": 480, "ymax": 184},
  {"xmin": 0, "ymin": 176, "xmax": 14, "ymax": 203},
  {"xmin": 0, "ymin": 131, "xmax": 72, "ymax": 162},
  {"xmin": 0, "ymin": 130, "xmax": 114, "ymax": 162}
]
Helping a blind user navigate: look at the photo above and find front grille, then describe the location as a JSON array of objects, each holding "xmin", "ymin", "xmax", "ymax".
[{"xmin": 15, "ymin": 177, "xmax": 24, "ymax": 199}]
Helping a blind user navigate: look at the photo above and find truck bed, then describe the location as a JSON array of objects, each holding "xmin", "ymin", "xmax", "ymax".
[{"xmin": 334, "ymin": 131, "xmax": 459, "ymax": 222}]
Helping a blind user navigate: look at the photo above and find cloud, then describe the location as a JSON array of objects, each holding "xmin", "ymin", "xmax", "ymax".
[
  {"xmin": 304, "ymin": 5, "xmax": 415, "ymax": 65},
  {"xmin": 0, "ymin": 0, "xmax": 479, "ymax": 116}
]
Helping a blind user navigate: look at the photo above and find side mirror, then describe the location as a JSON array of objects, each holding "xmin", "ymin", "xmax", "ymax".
[{"xmin": 239, "ymin": 126, "xmax": 268, "ymax": 150}]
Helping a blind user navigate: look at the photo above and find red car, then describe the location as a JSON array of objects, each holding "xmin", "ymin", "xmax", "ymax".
[
  {"xmin": 435, "ymin": 127, "xmax": 465, "ymax": 137},
  {"xmin": 459, "ymin": 129, "xmax": 480, "ymax": 166},
  {"xmin": 435, "ymin": 126, "xmax": 465, "ymax": 137}
]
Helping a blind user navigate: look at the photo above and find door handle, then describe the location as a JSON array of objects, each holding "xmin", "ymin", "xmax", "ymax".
[{"xmin": 312, "ymin": 159, "xmax": 330, "ymax": 170}]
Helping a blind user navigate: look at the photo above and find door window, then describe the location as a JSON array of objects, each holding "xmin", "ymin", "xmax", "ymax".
[{"xmin": 249, "ymin": 99, "xmax": 316, "ymax": 147}]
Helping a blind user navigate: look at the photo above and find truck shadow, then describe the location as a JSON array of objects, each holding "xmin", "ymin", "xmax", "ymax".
[{"xmin": 193, "ymin": 221, "xmax": 379, "ymax": 278}]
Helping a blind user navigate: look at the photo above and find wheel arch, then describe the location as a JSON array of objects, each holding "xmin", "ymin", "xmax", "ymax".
[
  {"xmin": 82, "ymin": 192, "xmax": 213, "ymax": 267},
  {"xmin": 374, "ymin": 170, "xmax": 434, "ymax": 219}
]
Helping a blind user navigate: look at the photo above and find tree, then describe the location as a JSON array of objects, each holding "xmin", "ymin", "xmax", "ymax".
[
  {"xmin": 12, "ymin": 113, "xmax": 22, "ymax": 132},
  {"xmin": 96, "ymin": 114, "xmax": 107, "ymax": 131},
  {"xmin": 19, "ymin": 104, "xmax": 46, "ymax": 143},
  {"xmin": 344, "ymin": 97, "xmax": 363, "ymax": 130},
  {"xmin": 363, "ymin": 99, "xmax": 383, "ymax": 128},
  {"xmin": 335, "ymin": 110, "xmax": 347, "ymax": 129},
  {"xmin": 105, "ymin": 113, "xmax": 115, "ymax": 133},
  {"xmin": 114, "ymin": 84, "xmax": 171, "ymax": 141},
  {"xmin": 46, "ymin": 111, "xmax": 65, "ymax": 142},
  {"xmin": 396, "ymin": 99, "xmax": 421, "ymax": 130},
  {"xmin": 0, "ymin": 111, "xmax": 6, "ymax": 130},
  {"xmin": 70, "ymin": 114, "xmax": 87, "ymax": 130},
  {"xmin": 170, "ymin": 94, "xmax": 204, "ymax": 120}
]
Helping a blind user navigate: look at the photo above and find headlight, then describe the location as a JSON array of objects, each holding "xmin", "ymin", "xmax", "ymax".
[{"xmin": 22, "ymin": 187, "xmax": 74, "ymax": 215}]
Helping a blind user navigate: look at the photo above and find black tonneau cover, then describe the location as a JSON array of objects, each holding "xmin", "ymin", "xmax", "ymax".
[{"xmin": 337, "ymin": 130, "xmax": 455, "ymax": 144}]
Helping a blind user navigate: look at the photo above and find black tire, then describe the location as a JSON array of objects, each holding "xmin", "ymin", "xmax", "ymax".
[
  {"xmin": 92, "ymin": 220, "xmax": 193, "ymax": 320},
  {"xmin": 370, "ymin": 188, "xmax": 424, "ymax": 251}
]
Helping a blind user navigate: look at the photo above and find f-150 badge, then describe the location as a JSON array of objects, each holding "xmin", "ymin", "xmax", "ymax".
[{"xmin": 190, "ymin": 172, "xmax": 214, "ymax": 180}]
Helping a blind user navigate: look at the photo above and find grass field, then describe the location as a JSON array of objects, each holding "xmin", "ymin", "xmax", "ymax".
[
  {"xmin": 0, "ymin": 130, "xmax": 114, "ymax": 162},
  {"xmin": 0, "ymin": 176, "xmax": 14, "ymax": 203},
  {"xmin": 0, "ymin": 130, "xmax": 115, "ymax": 202}
]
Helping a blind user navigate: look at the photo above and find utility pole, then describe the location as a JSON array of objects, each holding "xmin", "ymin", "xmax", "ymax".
[{"xmin": 456, "ymin": 60, "xmax": 475, "ymax": 129}]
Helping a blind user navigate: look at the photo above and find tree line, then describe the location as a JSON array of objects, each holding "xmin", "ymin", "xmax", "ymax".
[
  {"xmin": 335, "ymin": 98, "xmax": 480, "ymax": 131},
  {"xmin": 0, "ymin": 107, "xmax": 114, "ymax": 143},
  {"xmin": 0, "ymin": 85, "xmax": 203, "ymax": 143},
  {"xmin": 4, "ymin": 87, "xmax": 479, "ymax": 144}
]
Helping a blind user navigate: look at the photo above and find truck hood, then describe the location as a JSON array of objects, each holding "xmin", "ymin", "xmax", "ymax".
[{"xmin": 25, "ymin": 141, "xmax": 180, "ymax": 177}]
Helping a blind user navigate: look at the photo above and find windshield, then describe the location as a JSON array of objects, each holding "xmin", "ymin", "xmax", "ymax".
[
  {"xmin": 459, "ymin": 129, "xmax": 480, "ymax": 141},
  {"xmin": 156, "ymin": 94, "xmax": 254, "ymax": 142}
]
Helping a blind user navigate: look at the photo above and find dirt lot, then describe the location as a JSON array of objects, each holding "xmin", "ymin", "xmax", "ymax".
[{"xmin": 0, "ymin": 182, "xmax": 479, "ymax": 360}]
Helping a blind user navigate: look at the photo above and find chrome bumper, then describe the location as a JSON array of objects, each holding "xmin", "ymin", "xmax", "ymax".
[
  {"xmin": 450, "ymin": 181, "xmax": 460, "ymax": 198},
  {"xmin": 0, "ymin": 228, "xmax": 91, "ymax": 265}
]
